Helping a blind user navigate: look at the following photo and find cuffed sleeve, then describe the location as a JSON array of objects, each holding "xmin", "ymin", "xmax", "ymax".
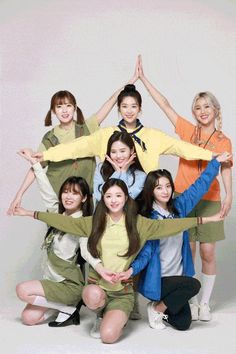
[{"xmin": 37, "ymin": 212, "xmax": 92, "ymax": 237}]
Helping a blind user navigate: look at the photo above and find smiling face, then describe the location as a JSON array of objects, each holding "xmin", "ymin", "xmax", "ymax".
[
  {"xmin": 110, "ymin": 140, "xmax": 133, "ymax": 168},
  {"xmin": 192, "ymin": 97, "xmax": 216, "ymax": 128},
  {"xmin": 153, "ymin": 176, "xmax": 173, "ymax": 209},
  {"xmin": 53, "ymin": 98, "xmax": 75, "ymax": 126},
  {"xmin": 103, "ymin": 185, "xmax": 127, "ymax": 217},
  {"xmin": 119, "ymin": 96, "xmax": 141, "ymax": 129},
  {"xmin": 61, "ymin": 184, "xmax": 86, "ymax": 215}
]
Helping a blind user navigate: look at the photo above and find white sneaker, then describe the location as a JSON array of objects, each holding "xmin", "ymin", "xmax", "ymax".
[
  {"xmin": 190, "ymin": 304, "xmax": 199, "ymax": 321},
  {"xmin": 147, "ymin": 302, "xmax": 168, "ymax": 330},
  {"xmin": 90, "ymin": 316, "xmax": 102, "ymax": 338},
  {"xmin": 199, "ymin": 303, "xmax": 212, "ymax": 321}
]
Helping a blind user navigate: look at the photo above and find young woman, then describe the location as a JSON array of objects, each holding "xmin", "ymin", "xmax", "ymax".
[
  {"xmin": 117, "ymin": 152, "xmax": 231, "ymax": 331},
  {"xmin": 93, "ymin": 130, "xmax": 146, "ymax": 323},
  {"xmin": 14, "ymin": 179, "xmax": 224, "ymax": 343},
  {"xmin": 93, "ymin": 130, "xmax": 146, "ymax": 202},
  {"xmin": 7, "ymin": 72, "xmax": 139, "ymax": 214},
  {"xmin": 31, "ymin": 84, "xmax": 216, "ymax": 174},
  {"xmin": 15, "ymin": 151, "xmax": 110, "ymax": 327},
  {"xmin": 136, "ymin": 56, "xmax": 232, "ymax": 321}
]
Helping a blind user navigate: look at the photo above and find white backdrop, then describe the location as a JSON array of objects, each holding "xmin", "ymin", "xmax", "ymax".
[{"xmin": 1, "ymin": 0, "xmax": 235, "ymax": 306}]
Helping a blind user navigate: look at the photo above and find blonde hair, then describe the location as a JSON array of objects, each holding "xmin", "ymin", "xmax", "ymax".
[{"xmin": 191, "ymin": 92, "xmax": 222, "ymax": 136}]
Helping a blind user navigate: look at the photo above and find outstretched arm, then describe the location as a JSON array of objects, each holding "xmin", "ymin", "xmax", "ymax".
[
  {"xmin": 138, "ymin": 55, "xmax": 178, "ymax": 127},
  {"xmin": 138, "ymin": 213, "xmax": 224, "ymax": 241},
  {"xmin": 13, "ymin": 208, "xmax": 93, "ymax": 237},
  {"xmin": 95, "ymin": 58, "xmax": 140, "ymax": 124}
]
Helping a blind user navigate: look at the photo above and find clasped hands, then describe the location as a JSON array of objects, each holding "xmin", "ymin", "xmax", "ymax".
[{"xmin": 95, "ymin": 264, "xmax": 133, "ymax": 285}]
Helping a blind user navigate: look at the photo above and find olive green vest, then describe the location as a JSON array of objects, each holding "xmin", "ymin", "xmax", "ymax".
[
  {"xmin": 42, "ymin": 123, "xmax": 96, "ymax": 195},
  {"xmin": 47, "ymin": 250, "xmax": 84, "ymax": 285}
]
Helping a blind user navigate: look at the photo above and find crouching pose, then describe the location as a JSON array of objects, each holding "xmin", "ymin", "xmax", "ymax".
[
  {"xmin": 118, "ymin": 152, "xmax": 230, "ymax": 331},
  {"xmin": 15, "ymin": 151, "xmax": 110, "ymax": 327},
  {"xmin": 14, "ymin": 179, "xmax": 224, "ymax": 343}
]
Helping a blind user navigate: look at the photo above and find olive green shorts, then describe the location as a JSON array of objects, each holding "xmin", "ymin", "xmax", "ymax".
[
  {"xmin": 185, "ymin": 199, "xmax": 225, "ymax": 243},
  {"xmin": 88, "ymin": 279, "xmax": 135, "ymax": 317},
  {"xmin": 103, "ymin": 284, "xmax": 134, "ymax": 317},
  {"xmin": 41, "ymin": 278, "xmax": 83, "ymax": 306}
]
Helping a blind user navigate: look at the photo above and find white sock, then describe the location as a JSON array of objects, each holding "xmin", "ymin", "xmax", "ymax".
[
  {"xmin": 55, "ymin": 312, "xmax": 71, "ymax": 322},
  {"xmin": 190, "ymin": 295, "xmax": 199, "ymax": 306},
  {"xmin": 43, "ymin": 309, "xmax": 58, "ymax": 321},
  {"xmin": 200, "ymin": 273, "xmax": 216, "ymax": 305},
  {"xmin": 33, "ymin": 296, "xmax": 75, "ymax": 315}
]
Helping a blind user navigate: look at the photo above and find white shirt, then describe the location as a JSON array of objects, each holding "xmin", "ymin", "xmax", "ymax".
[
  {"xmin": 153, "ymin": 203, "xmax": 183, "ymax": 277},
  {"xmin": 33, "ymin": 162, "xmax": 101, "ymax": 282}
]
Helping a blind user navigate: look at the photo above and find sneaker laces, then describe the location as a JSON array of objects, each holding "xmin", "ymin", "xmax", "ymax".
[{"xmin": 162, "ymin": 314, "xmax": 168, "ymax": 322}]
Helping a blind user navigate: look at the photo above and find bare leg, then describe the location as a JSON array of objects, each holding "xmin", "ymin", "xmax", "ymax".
[
  {"xmin": 200, "ymin": 242, "xmax": 216, "ymax": 275},
  {"xmin": 21, "ymin": 303, "xmax": 49, "ymax": 325},
  {"xmin": 16, "ymin": 280, "xmax": 48, "ymax": 325},
  {"xmin": 82, "ymin": 284, "xmax": 106, "ymax": 311},
  {"xmin": 16, "ymin": 280, "xmax": 45, "ymax": 304},
  {"xmin": 190, "ymin": 241, "xmax": 197, "ymax": 262},
  {"xmin": 16, "ymin": 280, "xmax": 75, "ymax": 325},
  {"xmin": 100, "ymin": 310, "xmax": 128, "ymax": 344}
]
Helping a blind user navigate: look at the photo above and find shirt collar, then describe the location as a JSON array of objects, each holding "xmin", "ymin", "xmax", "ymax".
[
  {"xmin": 63, "ymin": 210, "xmax": 83, "ymax": 218},
  {"xmin": 106, "ymin": 214, "xmax": 125, "ymax": 227},
  {"xmin": 152, "ymin": 202, "xmax": 171, "ymax": 218}
]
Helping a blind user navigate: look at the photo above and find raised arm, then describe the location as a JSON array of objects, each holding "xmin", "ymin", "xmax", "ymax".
[
  {"xmin": 174, "ymin": 153, "xmax": 231, "ymax": 216},
  {"xmin": 95, "ymin": 58, "xmax": 140, "ymax": 124},
  {"xmin": 138, "ymin": 55, "xmax": 178, "ymax": 127},
  {"xmin": 32, "ymin": 163, "xmax": 59, "ymax": 212},
  {"xmin": 17, "ymin": 149, "xmax": 59, "ymax": 212},
  {"xmin": 7, "ymin": 168, "xmax": 36, "ymax": 215}
]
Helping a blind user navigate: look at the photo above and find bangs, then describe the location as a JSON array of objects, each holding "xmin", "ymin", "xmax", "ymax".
[
  {"xmin": 54, "ymin": 96, "xmax": 74, "ymax": 106},
  {"xmin": 51, "ymin": 90, "xmax": 76, "ymax": 110},
  {"xmin": 62, "ymin": 183, "xmax": 82, "ymax": 195}
]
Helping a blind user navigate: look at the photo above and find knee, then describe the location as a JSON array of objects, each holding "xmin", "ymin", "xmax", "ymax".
[
  {"xmin": 21, "ymin": 309, "xmax": 40, "ymax": 326},
  {"xmin": 82, "ymin": 285, "xmax": 105, "ymax": 310},
  {"xmin": 175, "ymin": 319, "xmax": 191, "ymax": 331},
  {"xmin": 101, "ymin": 327, "xmax": 120, "ymax": 344},
  {"xmin": 16, "ymin": 282, "xmax": 27, "ymax": 301},
  {"xmin": 200, "ymin": 249, "xmax": 215, "ymax": 264}
]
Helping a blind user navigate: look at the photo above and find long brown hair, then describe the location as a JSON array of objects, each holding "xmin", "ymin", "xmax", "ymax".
[
  {"xmin": 140, "ymin": 170, "xmax": 178, "ymax": 217},
  {"xmin": 100, "ymin": 131, "xmax": 144, "ymax": 186},
  {"xmin": 88, "ymin": 179, "xmax": 140, "ymax": 258},
  {"xmin": 44, "ymin": 90, "xmax": 85, "ymax": 126}
]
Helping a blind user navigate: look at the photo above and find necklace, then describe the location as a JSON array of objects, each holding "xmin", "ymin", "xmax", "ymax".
[{"xmin": 197, "ymin": 127, "xmax": 216, "ymax": 172}]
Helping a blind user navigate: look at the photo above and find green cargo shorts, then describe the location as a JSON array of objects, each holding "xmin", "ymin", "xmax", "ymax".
[
  {"xmin": 185, "ymin": 199, "xmax": 225, "ymax": 242},
  {"xmin": 41, "ymin": 278, "xmax": 83, "ymax": 306}
]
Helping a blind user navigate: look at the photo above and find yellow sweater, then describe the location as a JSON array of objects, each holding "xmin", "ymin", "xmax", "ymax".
[{"xmin": 43, "ymin": 126, "xmax": 213, "ymax": 173}]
